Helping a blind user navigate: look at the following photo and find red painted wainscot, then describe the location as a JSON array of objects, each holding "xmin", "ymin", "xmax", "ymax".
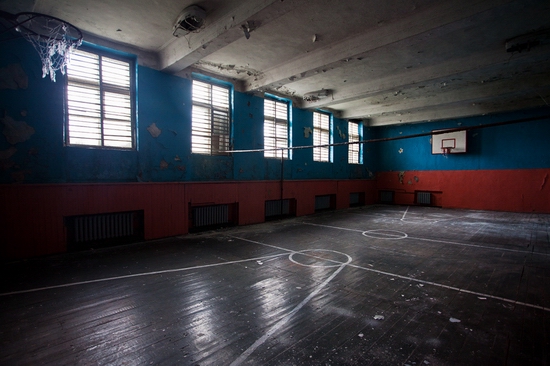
[
  {"xmin": 376, "ymin": 169, "xmax": 550, "ymax": 213},
  {"xmin": 0, "ymin": 179, "xmax": 377, "ymax": 259}
]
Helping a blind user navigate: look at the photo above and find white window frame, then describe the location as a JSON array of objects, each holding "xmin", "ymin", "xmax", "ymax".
[
  {"xmin": 191, "ymin": 79, "xmax": 231, "ymax": 155},
  {"xmin": 264, "ymin": 98, "xmax": 290, "ymax": 159},
  {"xmin": 65, "ymin": 48, "xmax": 135, "ymax": 149},
  {"xmin": 313, "ymin": 111, "xmax": 331, "ymax": 162},
  {"xmin": 348, "ymin": 120, "xmax": 362, "ymax": 164}
]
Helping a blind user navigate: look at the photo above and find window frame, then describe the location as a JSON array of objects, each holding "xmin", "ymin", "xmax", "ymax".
[
  {"xmin": 263, "ymin": 96, "xmax": 291, "ymax": 159},
  {"xmin": 191, "ymin": 78, "xmax": 233, "ymax": 155},
  {"xmin": 64, "ymin": 45, "xmax": 137, "ymax": 150},
  {"xmin": 313, "ymin": 111, "xmax": 332, "ymax": 163},
  {"xmin": 348, "ymin": 120, "xmax": 363, "ymax": 164}
]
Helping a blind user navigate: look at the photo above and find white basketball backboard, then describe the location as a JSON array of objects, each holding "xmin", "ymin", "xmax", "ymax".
[{"xmin": 431, "ymin": 129, "xmax": 467, "ymax": 154}]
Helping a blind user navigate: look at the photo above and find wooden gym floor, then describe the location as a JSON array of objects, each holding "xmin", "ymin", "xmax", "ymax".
[{"xmin": 1, "ymin": 205, "xmax": 549, "ymax": 365}]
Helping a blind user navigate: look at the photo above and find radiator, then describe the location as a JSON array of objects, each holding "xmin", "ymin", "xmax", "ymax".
[
  {"xmin": 265, "ymin": 199, "xmax": 290, "ymax": 217},
  {"xmin": 379, "ymin": 190, "xmax": 394, "ymax": 203},
  {"xmin": 417, "ymin": 191, "xmax": 432, "ymax": 205},
  {"xmin": 192, "ymin": 204, "xmax": 229, "ymax": 227},
  {"xmin": 350, "ymin": 192, "xmax": 360, "ymax": 206},
  {"xmin": 74, "ymin": 212, "xmax": 134, "ymax": 243},
  {"xmin": 315, "ymin": 195, "xmax": 332, "ymax": 210}
]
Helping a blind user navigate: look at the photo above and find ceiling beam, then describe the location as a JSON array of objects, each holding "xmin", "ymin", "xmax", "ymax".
[
  {"xmin": 364, "ymin": 92, "xmax": 550, "ymax": 126},
  {"xmin": 242, "ymin": 0, "xmax": 515, "ymax": 92},
  {"xmin": 341, "ymin": 72, "xmax": 550, "ymax": 119},
  {"xmin": 158, "ymin": 0, "xmax": 301, "ymax": 73},
  {"xmin": 299, "ymin": 47, "xmax": 550, "ymax": 110}
]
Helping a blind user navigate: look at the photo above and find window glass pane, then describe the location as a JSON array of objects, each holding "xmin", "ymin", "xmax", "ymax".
[
  {"xmin": 348, "ymin": 121, "xmax": 361, "ymax": 164},
  {"xmin": 264, "ymin": 99, "xmax": 288, "ymax": 158},
  {"xmin": 66, "ymin": 49, "xmax": 134, "ymax": 149},
  {"xmin": 192, "ymin": 80, "xmax": 231, "ymax": 155},
  {"xmin": 313, "ymin": 112, "xmax": 330, "ymax": 162}
]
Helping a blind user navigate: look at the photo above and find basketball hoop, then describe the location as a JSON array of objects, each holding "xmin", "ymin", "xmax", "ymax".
[{"xmin": 0, "ymin": 11, "xmax": 82, "ymax": 82}]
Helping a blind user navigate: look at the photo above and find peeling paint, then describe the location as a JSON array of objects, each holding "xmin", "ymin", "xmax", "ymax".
[
  {"xmin": 1, "ymin": 114, "xmax": 35, "ymax": 144},
  {"xmin": 336, "ymin": 125, "xmax": 346, "ymax": 139},
  {"xmin": 0, "ymin": 64, "xmax": 28, "ymax": 89},
  {"xmin": 160, "ymin": 159, "xmax": 168, "ymax": 170},
  {"xmin": 147, "ymin": 123, "xmax": 161, "ymax": 138},
  {"xmin": 398, "ymin": 148, "xmax": 404, "ymax": 154},
  {"xmin": 398, "ymin": 171, "xmax": 405, "ymax": 184},
  {"xmin": 303, "ymin": 127, "xmax": 313, "ymax": 138},
  {"xmin": 174, "ymin": 155, "xmax": 181, "ymax": 162},
  {"xmin": 541, "ymin": 173, "xmax": 548, "ymax": 190},
  {"xmin": 0, "ymin": 146, "xmax": 16, "ymax": 170},
  {"xmin": 11, "ymin": 170, "xmax": 30, "ymax": 182},
  {"xmin": 196, "ymin": 60, "xmax": 262, "ymax": 78},
  {"xmin": 0, "ymin": 146, "xmax": 17, "ymax": 160},
  {"xmin": 414, "ymin": 176, "xmax": 419, "ymax": 182}
]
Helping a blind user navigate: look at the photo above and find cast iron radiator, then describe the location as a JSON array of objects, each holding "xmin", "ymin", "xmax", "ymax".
[
  {"xmin": 192, "ymin": 204, "xmax": 229, "ymax": 227},
  {"xmin": 416, "ymin": 191, "xmax": 432, "ymax": 205}
]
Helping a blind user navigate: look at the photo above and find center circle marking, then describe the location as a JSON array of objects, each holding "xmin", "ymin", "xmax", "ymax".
[
  {"xmin": 289, "ymin": 249, "xmax": 352, "ymax": 268},
  {"xmin": 362, "ymin": 229, "xmax": 408, "ymax": 239}
]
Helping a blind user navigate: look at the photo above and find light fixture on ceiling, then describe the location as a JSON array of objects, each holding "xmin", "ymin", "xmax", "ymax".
[
  {"xmin": 173, "ymin": 5, "xmax": 206, "ymax": 37},
  {"xmin": 303, "ymin": 89, "xmax": 331, "ymax": 102}
]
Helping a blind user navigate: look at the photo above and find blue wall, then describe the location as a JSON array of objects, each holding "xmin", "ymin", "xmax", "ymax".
[
  {"xmin": 1, "ymin": 39, "xmax": 548, "ymax": 185},
  {"xmin": 0, "ymin": 40, "xmax": 374, "ymax": 184},
  {"xmin": 370, "ymin": 108, "xmax": 550, "ymax": 172}
]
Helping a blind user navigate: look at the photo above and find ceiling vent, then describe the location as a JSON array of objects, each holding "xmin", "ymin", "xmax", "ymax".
[{"xmin": 173, "ymin": 5, "xmax": 206, "ymax": 37}]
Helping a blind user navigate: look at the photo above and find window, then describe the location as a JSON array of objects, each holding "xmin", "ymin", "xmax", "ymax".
[
  {"xmin": 348, "ymin": 120, "xmax": 362, "ymax": 164},
  {"xmin": 313, "ymin": 111, "xmax": 331, "ymax": 162},
  {"xmin": 66, "ymin": 48, "xmax": 135, "ymax": 148},
  {"xmin": 192, "ymin": 79, "xmax": 231, "ymax": 155},
  {"xmin": 264, "ymin": 98, "xmax": 289, "ymax": 159}
]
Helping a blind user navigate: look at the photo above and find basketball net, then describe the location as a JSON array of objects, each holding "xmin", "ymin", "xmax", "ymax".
[
  {"xmin": 442, "ymin": 147, "xmax": 453, "ymax": 157},
  {"xmin": 20, "ymin": 22, "xmax": 82, "ymax": 82}
]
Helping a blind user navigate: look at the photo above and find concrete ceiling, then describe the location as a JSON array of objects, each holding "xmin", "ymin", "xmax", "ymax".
[{"xmin": 1, "ymin": 0, "xmax": 550, "ymax": 126}]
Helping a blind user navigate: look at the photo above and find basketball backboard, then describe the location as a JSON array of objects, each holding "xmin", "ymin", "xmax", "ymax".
[{"xmin": 431, "ymin": 129, "xmax": 466, "ymax": 154}]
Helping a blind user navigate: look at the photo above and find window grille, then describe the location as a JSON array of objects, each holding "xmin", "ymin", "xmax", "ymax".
[
  {"xmin": 313, "ymin": 111, "xmax": 330, "ymax": 162},
  {"xmin": 66, "ymin": 49, "xmax": 134, "ymax": 149},
  {"xmin": 348, "ymin": 120, "xmax": 362, "ymax": 164},
  {"xmin": 192, "ymin": 80, "xmax": 231, "ymax": 155},
  {"xmin": 264, "ymin": 99, "xmax": 289, "ymax": 158}
]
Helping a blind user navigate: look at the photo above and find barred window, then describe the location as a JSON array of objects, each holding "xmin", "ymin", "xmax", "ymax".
[
  {"xmin": 264, "ymin": 98, "xmax": 289, "ymax": 159},
  {"xmin": 348, "ymin": 120, "xmax": 362, "ymax": 164},
  {"xmin": 66, "ymin": 49, "xmax": 135, "ymax": 149},
  {"xmin": 192, "ymin": 80, "xmax": 231, "ymax": 155},
  {"xmin": 313, "ymin": 111, "xmax": 331, "ymax": 162}
]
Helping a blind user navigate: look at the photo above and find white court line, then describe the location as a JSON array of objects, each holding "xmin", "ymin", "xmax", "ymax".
[
  {"xmin": 300, "ymin": 222, "xmax": 365, "ymax": 233},
  {"xmin": 408, "ymin": 236, "xmax": 550, "ymax": 256},
  {"xmin": 0, "ymin": 253, "xmax": 287, "ymax": 297},
  {"xmin": 232, "ymin": 235, "xmax": 549, "ymax": 313},
  {"xmin": 301, "ymin": 222, "xmax": 548, "ymax": 256},
  {"xmin": 401, "ymin": 206, "xmax": 410, "ymax": 221},
  {"xmin": 347, "ymin": 262, "xmax": 548, "ymax": 312},
  {"xmin": 230, "ymin": 263, "xmax": 348, "ymax": 366}
]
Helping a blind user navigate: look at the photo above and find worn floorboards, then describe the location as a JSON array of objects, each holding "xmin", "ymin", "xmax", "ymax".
[{"xmin": 1, "ymin": 205, "xmax": 549, "ymax": 365}]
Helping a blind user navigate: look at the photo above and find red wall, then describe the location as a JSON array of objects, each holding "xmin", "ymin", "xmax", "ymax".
[
  {"xmin": 376, "ymin": 169, "xmax": 550, "ymax": 212},
  {"xmin": 0, "ymin": 179, "xmax": 376, "ymax": 259}
]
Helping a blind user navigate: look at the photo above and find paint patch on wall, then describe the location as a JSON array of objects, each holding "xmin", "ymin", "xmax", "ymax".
[
  {"xmin": 303, "ymin": 127, "xmax": 312, "ymax": 138},
  {"xmin": 1, "ymin": 114, "xmax": 35, "ymax": 144},
  {"xmin": 0, "ymin": 146, "xmax": 17, "ymax": 169},
  {"xmin": 398, "ymin": 171, "xmax": 405, "ymax": 184},
  {"xmin": 147, "ymin": 123, "xmax": 162, "ymax": 138},
  {"xmin": 0, "ymin": 64, "xmax": 28, "ymax": 90},
  {"xmin": 541, "ymin": 173, "xmax": 548, "ymax": 190}
]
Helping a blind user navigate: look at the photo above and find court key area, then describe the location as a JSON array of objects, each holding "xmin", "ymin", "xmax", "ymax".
[{"xmin": 1, "ymin": 205, "xmax": 549, "ymax": 365}]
